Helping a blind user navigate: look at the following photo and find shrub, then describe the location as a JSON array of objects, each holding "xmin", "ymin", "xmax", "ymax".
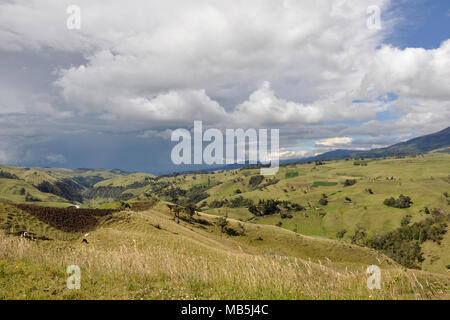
[
  {"xmin": 216, "ymin": 216, "xmax": 228, "ymax": 233},
  {"xmin": 224, "ymin": 226, "xmax": 242, "ymax": 236},
  {"xmin": 25, "ymin": 193, "xmax": 41, "ymax": 202},
  {"xmin": 401, "ymin": 214, "xmax": 412, "ymax": 226},
  {"xmin": 209, "ymin": 199, "xmax": 226, "ymax": 208},
  {"xmin": 0, "ymin": 171, "xmax": 19, "ymax": 179},
  {"xmin": 336, "ymin": 229, "xmax": 347, "ymax": 240},
  {"xmin": 318, "ymin": 194, "xmax": 328, "ymax": 206},
  {"xmin": 367, "ymin": 213, "xmax": 448, "ymax": 268},
  {"xmin": 229, "ymin": 196, "xmax": 253, "ymax": 208},
  {"xmin": 249, "ymin": 175, "xmax": 264, "ymax": 188},
  {"xmin": 350, "ymin": 226, "xmax": 367, "ymax": 244},
  {"xmin": 260, "ymin": 199, "xmax": 281, "ymax": 215},
  {"xmin": 343, "ymin": 179, "xmax": 357, "ymax": 187},
  {"xmin": 384, "ymin": 194, "xmax": 413, "ymax": 208}
]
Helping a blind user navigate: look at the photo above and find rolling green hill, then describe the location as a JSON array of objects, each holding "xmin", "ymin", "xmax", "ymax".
[
  {"xmin": 0, "ymin": 138, "xmax": 449, "ymax": 299},
  {"xmin": 0, "ymin": 200, "xmax": 448, "ymax": 299}
]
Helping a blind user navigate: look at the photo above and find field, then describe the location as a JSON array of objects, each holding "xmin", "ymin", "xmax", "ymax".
[
  {"xmin": 0, "ymin": 202, "xmax": 448, "ymax": 299},
  {"xmin": 0, "ymin": 154, "xmax": 449, "ymax": 299}
]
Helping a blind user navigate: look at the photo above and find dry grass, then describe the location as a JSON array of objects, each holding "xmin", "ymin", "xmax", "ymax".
[{"xmin": 0, "ymin": 209, "xmax": 448, "ymax": 300}]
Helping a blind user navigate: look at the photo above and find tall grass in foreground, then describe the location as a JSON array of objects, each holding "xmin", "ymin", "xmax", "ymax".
[{"xmin": 0, "ymin": 230, "xmax": 448, "ymax": 300}]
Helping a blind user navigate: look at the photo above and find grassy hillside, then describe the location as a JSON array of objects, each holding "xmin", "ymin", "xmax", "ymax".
[
  {"xmin": 0, "ymin": 201, "xmax": 448, "ymax": 299},
  {"xmin": 0, "ymin": 153, "xmax": 449, "ymax": 299}
]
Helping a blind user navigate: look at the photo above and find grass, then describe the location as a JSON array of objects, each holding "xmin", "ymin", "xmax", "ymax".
[
  {"xmin": 0, "ymin": 206, "xmax": 448, "ymax": 300},
  {"xmin": 0, "ymin": 203, "xmax": 80, "ymax": 241},
  {"xmin": 285, "ymin": 171, "xmax": 299, "ymax": 179},
  {"xmin": 312, "ymin": 181, "xmax": 339, "ymax": 187},
  {"xmin": 0, "ymin": 153, "xmax": 449, "ymax": 299}
]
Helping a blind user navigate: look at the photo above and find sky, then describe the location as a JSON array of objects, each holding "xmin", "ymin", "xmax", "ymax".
[{"xmin": 0, "ymin": 0, "xmax": 449, "ymax": 174}]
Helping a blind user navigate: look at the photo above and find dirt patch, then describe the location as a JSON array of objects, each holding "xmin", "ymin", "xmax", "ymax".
[{"xmin": 13, "ymin": 204, "xmax": 118, "ymax": 233}]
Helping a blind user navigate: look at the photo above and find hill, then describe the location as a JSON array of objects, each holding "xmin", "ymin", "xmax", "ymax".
[
  {"xmin": 1, "ymin": 200, "xmax": 448, "ymax": 299},
  {"xmin": 309, "ymin": 126, "xmax": 450, "ymax": 161}
]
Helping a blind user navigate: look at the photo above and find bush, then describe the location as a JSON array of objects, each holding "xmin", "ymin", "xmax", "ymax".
[
  {"xmin": 343, "ymin": 179, "xmax": 357, "ymax": 187},
  {"xmin": 401, "ymin": 215, "xmax": 412, "ymax": 226},
  {"xmin": 25, "ymin": 192, "xmax": 41, "ymax": 202},
  {"xmin": 249, "ymin": 175, "xmax": 264, "ymax": 188},
  {"xmin": 384, "ymin": 194, "xmax": 413, "ymax": 208},
  {"xmin": 209, "ymin": 199, "xmax": 226, "ymax": 208},
  {"xmin": 224, "ymin": 226, "xmax": 242, "ymax": 236},
  {"xmin": 37, "ymin": 180, "xmax": 82, "ymax": 202},
  {"xmin": 336, "ymin": 229, "xmax": 347, "ymax": 240},
  {"xmin": 216, "ymin": 216, "xmax": 228, "ymax": 233},
  {"xmin": 229, "ymin": 196, "xmax": 253, "ymax": 208},
  {"xmin": 367, "ymin": 213, "xmax": 448, "ymax": 268},
  {"xmin": 318, "ymin": 194, "xmax": 328, "ymax": 206},
  {"xmin": 0, "ymin": 171, "xmax": 19, "ymax": 179},
  {"xmin": 350, "ymin": 226, "xmax": 367, "ymax": 244}
]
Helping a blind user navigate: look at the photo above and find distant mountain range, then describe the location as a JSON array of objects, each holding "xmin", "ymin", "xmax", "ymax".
[
  {"xmin": 307, "ymin": 126, "xmax": 450, "ymax": 161},
  {"xmin": 203, "ymin": 126, "xmax": 450, "ymax": 170}
]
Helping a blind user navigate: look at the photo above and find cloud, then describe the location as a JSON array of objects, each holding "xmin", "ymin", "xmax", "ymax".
[
  {"xmin": 315, "ymin": 137, "xmax": 353, "ymax": 147},
  {"xmin": 138, "ymin": 129, "xmax": 173, "ymax": 139},
  {"xmin": 1, "ymin": 0, "xmax": 390, "ymax": 127},
  {"xmin": 46, "ymin": 153, "xmax": 66, "ymax": 164},
  {"xmin": 231, "ymin": 82, "xmax": 324, "ymax": 126},
  {"xmin": 278, "ymin": 148, "xmax": 312, "ymax": 160},
  {"xmin": 363, "ymin": 40, "xmax": 450, "ymax": 101},
  {"xmin": 0, "ymin": 0, "xmax": 449, "ymax": 170}
]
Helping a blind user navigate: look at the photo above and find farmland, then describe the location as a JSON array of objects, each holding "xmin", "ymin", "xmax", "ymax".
[{"xmin": 0, "ymin": 153, "xmax": 449, "ymax": 299}]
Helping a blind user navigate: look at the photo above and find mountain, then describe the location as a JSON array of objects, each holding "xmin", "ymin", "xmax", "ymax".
[{"xmin": 309, "ymin": 126, "xmax": 450, "ymax": 161}]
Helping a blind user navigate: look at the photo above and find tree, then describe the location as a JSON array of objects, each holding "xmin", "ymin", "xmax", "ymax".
[
  {"xmin": 384, "ymin": 194, "xmax": 413, "ymax": 208},
  {"xmin": 184, "ymin": 202, "xmax": 198, "ymax": 220},
  {"xmin": 249, "ymin": 175, "xmax": 264, "ymax": 188},
  {"xmin": 248, "ymin": 204, "xmax": 260, "ymax": 216},
  {"xmin": 318, "ymin": 194, "xmax": 328, "ymax": 206},
  {"xmin": 336, "ymin": 229, "xmax": 347, "ymax": 240},
  {"xmin": 173, "ymin": 206, "xmax": 182, "ymax": 223},
  {"xmin": 401, "ymin": 215, "xmax": 412, "ymax": 226},
  {"xmin": 167, "ymin": 204, "xmax": 176, "ymax": 219},
  {"xmin": 350, "ymin": 226, "xmax": 367, "ymax": 244},
  {"xmin": 119, "ymin": 201, "xmax": 131, "ymax": 210},
  {"xmin": 343, "ymin": 179, "xmax": 357, "ymax": 187},
  {"xmin": 216, "ymin": 211, "xmax": 228, "ymax": 233}
]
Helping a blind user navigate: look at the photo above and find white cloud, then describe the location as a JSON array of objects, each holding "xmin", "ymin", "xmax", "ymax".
[
  {"xmin": 278, "ymin": 148, "xmax": 312, "ymax": 160},
  {"xmin": 231, "ymin": 82, "xmax": 324, "ymax": 126},
  {"xmin": 316, "ymin": 137, "xmax": 353, "ymax": 147},
  {"xmin": 138, "ymin": 129, "xmax": 173, "ymax": 140},
  {"xmin": 0, "ymin": 0, "xmax": 449, "ymax": 167},
  {"xmin": 1, "ymin": 0, "xmax": 392, "ymax": 127},
  {"xmin": 363, "ymin": 40, "xmax": 450, "ymax": 101},
  {"xmin": 46, "ymin": 153, "xmax": 66, "ymax": 164}
]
